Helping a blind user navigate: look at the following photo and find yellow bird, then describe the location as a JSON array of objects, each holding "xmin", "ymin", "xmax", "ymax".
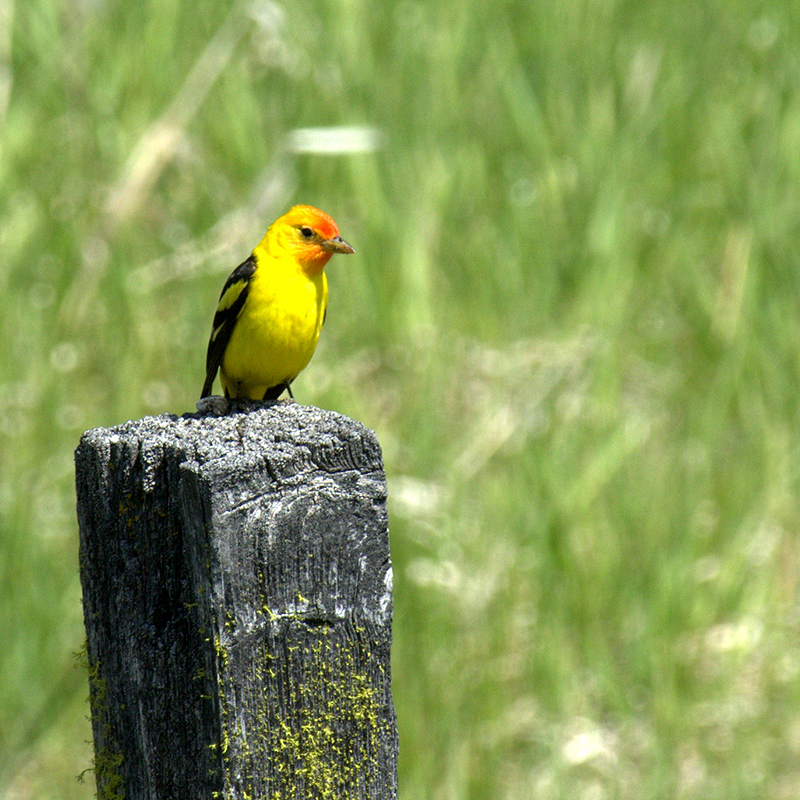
[{"xmin": 200, "ymin": 205, "xmax": 354, "ymax": 401}]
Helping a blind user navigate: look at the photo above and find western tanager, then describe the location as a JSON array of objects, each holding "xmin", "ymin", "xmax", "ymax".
[{"xmin": 200, "ymin": 205, "xmax": 354, "ymax": 402}]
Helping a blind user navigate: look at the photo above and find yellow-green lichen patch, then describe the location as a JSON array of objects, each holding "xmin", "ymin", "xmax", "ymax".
[
  {"xmin": 94, "ymin": 750, "xmax": 126, "ymax": 800},
  {"xmin": 214, "ymin": 636, "xmax": 230, "ymax": 671},
  {"xmin": 220, "ymin": 625, "xmax": 386, "ymax": 799},
  {"xmin": 82, "ymin": 647, "xmax": 126, "ymax": 800}
]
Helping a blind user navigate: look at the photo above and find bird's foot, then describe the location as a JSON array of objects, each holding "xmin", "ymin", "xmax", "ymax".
[{"xmin": 196, "ymin": 395, "xmax": 230, "ymax": 415}]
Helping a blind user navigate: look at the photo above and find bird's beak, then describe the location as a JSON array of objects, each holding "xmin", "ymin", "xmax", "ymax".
[{"xmin": 321, "ymin": 236, "xmax": 355, "ymax": 255}]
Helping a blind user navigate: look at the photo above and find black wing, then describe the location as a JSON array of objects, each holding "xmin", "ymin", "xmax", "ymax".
[{"xmin": 200, "ymin": 256, "xmax": 257, "ymax": 398}]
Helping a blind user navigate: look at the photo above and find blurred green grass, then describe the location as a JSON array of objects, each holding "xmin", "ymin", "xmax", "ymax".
[{"xmin": 3, "ymin": 0, "xmax": 800, "ymax": 797}]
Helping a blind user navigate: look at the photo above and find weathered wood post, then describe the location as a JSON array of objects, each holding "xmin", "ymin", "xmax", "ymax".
[{"xmin": 76, "ymin": 402, "xmax": 397, "ymax": 799}]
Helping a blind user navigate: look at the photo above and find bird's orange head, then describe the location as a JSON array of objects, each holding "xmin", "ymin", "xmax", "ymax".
[{"xmin": 259, "ymin": 205, "xmax": 355, "ymax": 273}]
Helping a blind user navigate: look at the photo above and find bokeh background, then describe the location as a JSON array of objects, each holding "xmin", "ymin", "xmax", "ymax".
[{"xmin": 4, "ymin": 0, "xmax": 800, "ymax": 797}]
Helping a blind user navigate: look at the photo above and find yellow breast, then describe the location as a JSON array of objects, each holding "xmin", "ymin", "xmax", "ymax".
[{"xmin": 220, "ymin": 254, "xmax": 328, "ymax": 400}]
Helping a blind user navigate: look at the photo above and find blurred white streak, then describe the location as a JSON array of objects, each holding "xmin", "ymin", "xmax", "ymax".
[
  {"xmin": 287, "ymin": 126, "xmax": 383, "ymax": 154},
  {"xmin": 247, "ymin": 0, "xmax": 285, "ymax": 31},
  {"xmin": 391, "ymin": 476, "xmax": 448, "ymax": 520},
  {"xmin": 562, "ymin": 723, "xmax": 618, "ymax": 767}
]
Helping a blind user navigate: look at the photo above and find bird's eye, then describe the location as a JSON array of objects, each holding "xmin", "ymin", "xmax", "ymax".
[{"xmin": 300, "ymin": 226, "xmax": 314, "ymax": 239}]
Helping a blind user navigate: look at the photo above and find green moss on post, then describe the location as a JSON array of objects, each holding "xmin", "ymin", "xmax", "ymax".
[{"xmin": 76, "ymin": 403, "xmax": 397, "ymax": 799}]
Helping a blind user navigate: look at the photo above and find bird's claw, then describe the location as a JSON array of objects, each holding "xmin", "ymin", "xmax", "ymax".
[{"xmin": 196, "ymin": 396, "xmax": 230, "ymax": 416}]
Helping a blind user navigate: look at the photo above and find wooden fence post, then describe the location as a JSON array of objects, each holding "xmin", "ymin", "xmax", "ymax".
[{"xmin": 75, "ymin": 402, "xmax": 397, "ymax": 800}]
